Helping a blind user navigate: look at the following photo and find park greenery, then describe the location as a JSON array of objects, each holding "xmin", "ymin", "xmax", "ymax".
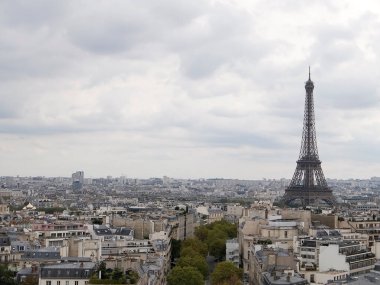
[{"xmin": 169, "ymin": 219, "xmax": 239, "ymax": 285}]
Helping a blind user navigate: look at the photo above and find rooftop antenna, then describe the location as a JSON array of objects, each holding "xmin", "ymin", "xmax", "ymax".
[{"xmin": 308, "ymin": 66, "xmax": 311, "ymax": 80}]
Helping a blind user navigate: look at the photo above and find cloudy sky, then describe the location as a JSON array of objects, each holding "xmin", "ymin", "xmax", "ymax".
[{"xmin": 1, "ymin": 0, "xmax": 380, "ymax": 179}]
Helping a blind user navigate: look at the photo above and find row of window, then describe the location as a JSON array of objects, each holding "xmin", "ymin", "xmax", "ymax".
[
  {"xmin": 45, "ymin": 270, "xmax": 90, "ymax": 277},
  {"xmin": 301, "ymin": 254, "xmax": 315, "ymax": 259},
  {"xmin": 46, "ymin": 281, "xmax": 88, "ymax": 285},
  {"xmin": 349, "ymin": 260, "xmax": 375, "ymax": 270},
  {"xmin": 300, "ymin": 248, "xmax": 315, "ymax": 252},
  {"xmin": 356, "ymin": 223, "xmax": 380, "ymax": 228}
]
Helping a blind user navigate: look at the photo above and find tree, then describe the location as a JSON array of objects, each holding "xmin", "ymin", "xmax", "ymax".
[
  {"xmin": 126, "ymin": 270, "xmax": 139, "ymax": 284},
  {"xmin": 97, "ymin": 261, "xmax": 107, "ymax": 279},
  {"xmin": 194, "ymin": 225, "xmax": 208, "ymax": 242},
  {"xmin": 211, "ymin": 261, "xmax": 243, "ymax": 285},
  {"xmin": 211, "ymin": 220, "xmax": 237, "ymax": 238},
  {"xmin": 208, "ymin": 238, "xmax": 226, "ymax": 261},
  {"xmin": 0, "ymin": 265, "xmax": 17, "ymax": 285},
  {"xmin": 111, "ymin": 268, "xmax": 123, "ymax": 280},
  {"xmin": 21, "ymin": 275, "xmax": 38, "ymax": 285},
  {"xmin": 176, "ymin": 255, "xmax": 208, "ymax": 279},
  {"xmin": 207, "ymin": 229, "xmax": 228, "ymax": 245},
  {"xmin": 171, "ymin": 239, "xmax": 182, "ymax": 261},
  {"xmin": 167, "ymin": 266, "xmax": 204, "ymax": 285},
  {"xmin": 91, "ymin": 217, "xmax": 103, "ymax": 225},
  {"xmin": 180, "ymin": 238, "xmax": 208, "ymax": 257}
]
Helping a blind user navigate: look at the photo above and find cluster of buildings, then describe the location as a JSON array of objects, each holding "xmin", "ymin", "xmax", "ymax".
[
  {"xmin": 0, "ymin": 216, "xmax": 176, "ymax": 284},
  {"xmin": 0, "ymin": 174, "xmax": 380, "ymax": 284},
  {"xmin": 0, "ymin": 183, "xmax": 196, "ymax": 285},
  {"xmin": 235, "ymin": 203, "xmax": 380, "ymax": 285}
]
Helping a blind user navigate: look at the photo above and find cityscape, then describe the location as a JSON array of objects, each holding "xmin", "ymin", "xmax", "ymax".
[
  {"xmin": 1, "ymin": 1, "xmax": 380, "ymax": 285},
  {"xmin": 1, "ymin": 75, "xmax": 380, "ymax": 284}
]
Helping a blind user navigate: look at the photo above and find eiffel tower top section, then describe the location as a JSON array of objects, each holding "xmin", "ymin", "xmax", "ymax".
[{"xmin": 299, "ymin": 66, "xmax": 319, "ymax": 162}]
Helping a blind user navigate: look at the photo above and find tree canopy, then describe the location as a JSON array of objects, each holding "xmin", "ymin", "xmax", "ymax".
[
  {"xmin": 167, "ymin": 266, "xmax": 204, "ymax": 285},
  {"xmin": 171, "ymin": 239, "xmax": 181, "ymax": 260},
  {"xmin": 176, "ymin": 254, "xmax": 208, "ymax": 279},
  {"xmin": 195, "ymin": 219, "xmax": 237, "ymax": 261},
  {"xmin": 211, "ymin": 261, "xmax": 243, "ymax": 285},
  {"xmin": 20, "ymin": 275, "xmax": 38, "ymax": 285},
  {"xmin": 180, "ymin": 238, "xmax": 208, "ymax": 257},
  {"xmin": 0, "ymin": 265, "xmax": 17, "ymax": 285}
]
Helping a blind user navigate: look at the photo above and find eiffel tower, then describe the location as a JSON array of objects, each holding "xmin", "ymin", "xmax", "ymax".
[{"xmin": 282, "ymin": 68, "xmax": 336, "ymax": 206}]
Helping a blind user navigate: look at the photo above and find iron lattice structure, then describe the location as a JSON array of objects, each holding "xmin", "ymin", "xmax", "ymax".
[{"xmin": 282, "ymin": 70, "xmax": 336, "ymax": 206}]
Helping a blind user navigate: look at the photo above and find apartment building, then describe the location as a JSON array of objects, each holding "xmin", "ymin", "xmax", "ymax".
[
  {"xmin": 226, "ymin": 238, "xmax": 239, "ymax": 267},
  {"xmin": 38, "ymin": 261, "xmax": 96, "ymax": 285}
]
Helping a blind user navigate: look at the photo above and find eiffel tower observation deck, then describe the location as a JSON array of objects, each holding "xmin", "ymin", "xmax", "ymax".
[{"xmin": 282, "ymin": 69, "xmax": 336, "ymax": 207}]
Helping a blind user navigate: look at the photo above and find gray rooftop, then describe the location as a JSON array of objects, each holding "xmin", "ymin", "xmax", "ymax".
[
  {"xmin": 40, "ymin": 262, "xmax": 96, "ymax": 279},
  {"xmin": 114, "ymin": 227, "xmax": 133, "ymax": 236},
  {"xmin": 262, "ymin": 272, "xmax": 308, "ymax": 285},
  {"xmin": 344, "ymin": 272, "xmax": 380, "ymax": 284},
  {"xmin": 22, "ymin": 248, "xmax": 60, "ymax": 260}
]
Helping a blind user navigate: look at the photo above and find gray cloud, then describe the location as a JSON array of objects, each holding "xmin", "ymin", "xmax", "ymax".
[{"xmin": 0, "ymin": 1, "xmax": 380, "ymax": 178}]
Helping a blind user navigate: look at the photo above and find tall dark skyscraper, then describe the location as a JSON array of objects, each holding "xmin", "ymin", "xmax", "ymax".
[
  {"xmin": 282, "ymin": 69, "xmax": 336, "ymax": 206},
  {"xmin": 72, "ymin": 170, "xmax": 84, "ymax": 191}
]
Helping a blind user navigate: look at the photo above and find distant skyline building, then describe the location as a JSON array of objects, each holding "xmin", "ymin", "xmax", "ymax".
[
  {"xmin": 282, "ymin": 69, "xmax": 336, "ymax": 206},
  {"xmin": 72, "ymin": 171, "xmax": 84, "ymax": 191}
]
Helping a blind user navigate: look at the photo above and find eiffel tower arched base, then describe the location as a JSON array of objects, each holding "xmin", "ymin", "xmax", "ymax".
[{"xmin": 281, "ymin": 188, "xmax": 336, "ymax": 207}]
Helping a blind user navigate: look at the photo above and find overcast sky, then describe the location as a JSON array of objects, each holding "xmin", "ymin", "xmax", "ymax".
[{"xmin": 1, "ymin": 0, "xmax": 380, "ymax": 179}]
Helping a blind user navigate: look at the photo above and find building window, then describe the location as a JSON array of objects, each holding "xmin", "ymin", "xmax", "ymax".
[
  {"xmin": 46, "ymin": 282, "xmax": 51, "ymax": 285},
  {"xmin": 284, "ymin": 231, "xmax": 288, "ymax": 238},
  {"xmin": 57, "ymin": 282, "xmax": 61, "ymax": 285},
  {"xmin": 66, "ymin": 282, "xmax": 69, "ymax": 285},
  {"xmin": 75, "ymin": 282, "xmax": 79, "ymax": 285}
]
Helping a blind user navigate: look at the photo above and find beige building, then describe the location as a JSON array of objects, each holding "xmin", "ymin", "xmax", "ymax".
[
  {"xmin": 113, "ymin": 216, "xmax": 153, "ymax": 239},
  {"xmin": 227, "ymin": 204, "xmax": 244, "ymax": 217},
  {"xmin": 208, "ymin": 208, "xmax": 224, "ymax": 223},
  {"xmin": 0, "ymin": 234, "xmax": 11, "ymax": 263},
  {"xmin": 175, "ymin": 211, "xmax": 195, "ymax": 240},
  {"xmin": 344, "ymin": 217, "xmax": 380, "ymax": 251},
  {"xmin": 249, "ymin": 246, "xmax": 300, "ymax": 285},
  {"xmin": 0, "ymin": 202, "xmax": 9, "ymax": 214},
  {"xmin": 238, "ymin": 218, "xmax": 267, "ymax": 273},
  {"xmin": 260, "ymin": 219, "xmax": 300, "ymax": 248}
]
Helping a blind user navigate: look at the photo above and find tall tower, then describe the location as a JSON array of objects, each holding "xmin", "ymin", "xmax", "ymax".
[
  {"xmin": 72, "ymin": 171, "xmax": 84, "ymax": 191},
  {"xmin": 282, "ymin": 69, "xmax": 336, "ymax": 206}
]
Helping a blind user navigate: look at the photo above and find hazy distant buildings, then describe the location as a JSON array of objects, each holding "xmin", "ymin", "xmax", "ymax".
[{"xmin": 72, "ymin": 171, "xmax": 84, "ymax": 191}]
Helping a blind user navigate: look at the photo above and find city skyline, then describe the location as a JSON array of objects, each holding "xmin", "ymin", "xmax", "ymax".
[{"xmin": 1, "ymin": 1, "xmax": 380, "ymax": 179}]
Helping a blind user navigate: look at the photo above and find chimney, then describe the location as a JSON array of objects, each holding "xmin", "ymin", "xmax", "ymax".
[{"xmin": 287, "ymin": 273, "xmax": 291, "ymax": 282}]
